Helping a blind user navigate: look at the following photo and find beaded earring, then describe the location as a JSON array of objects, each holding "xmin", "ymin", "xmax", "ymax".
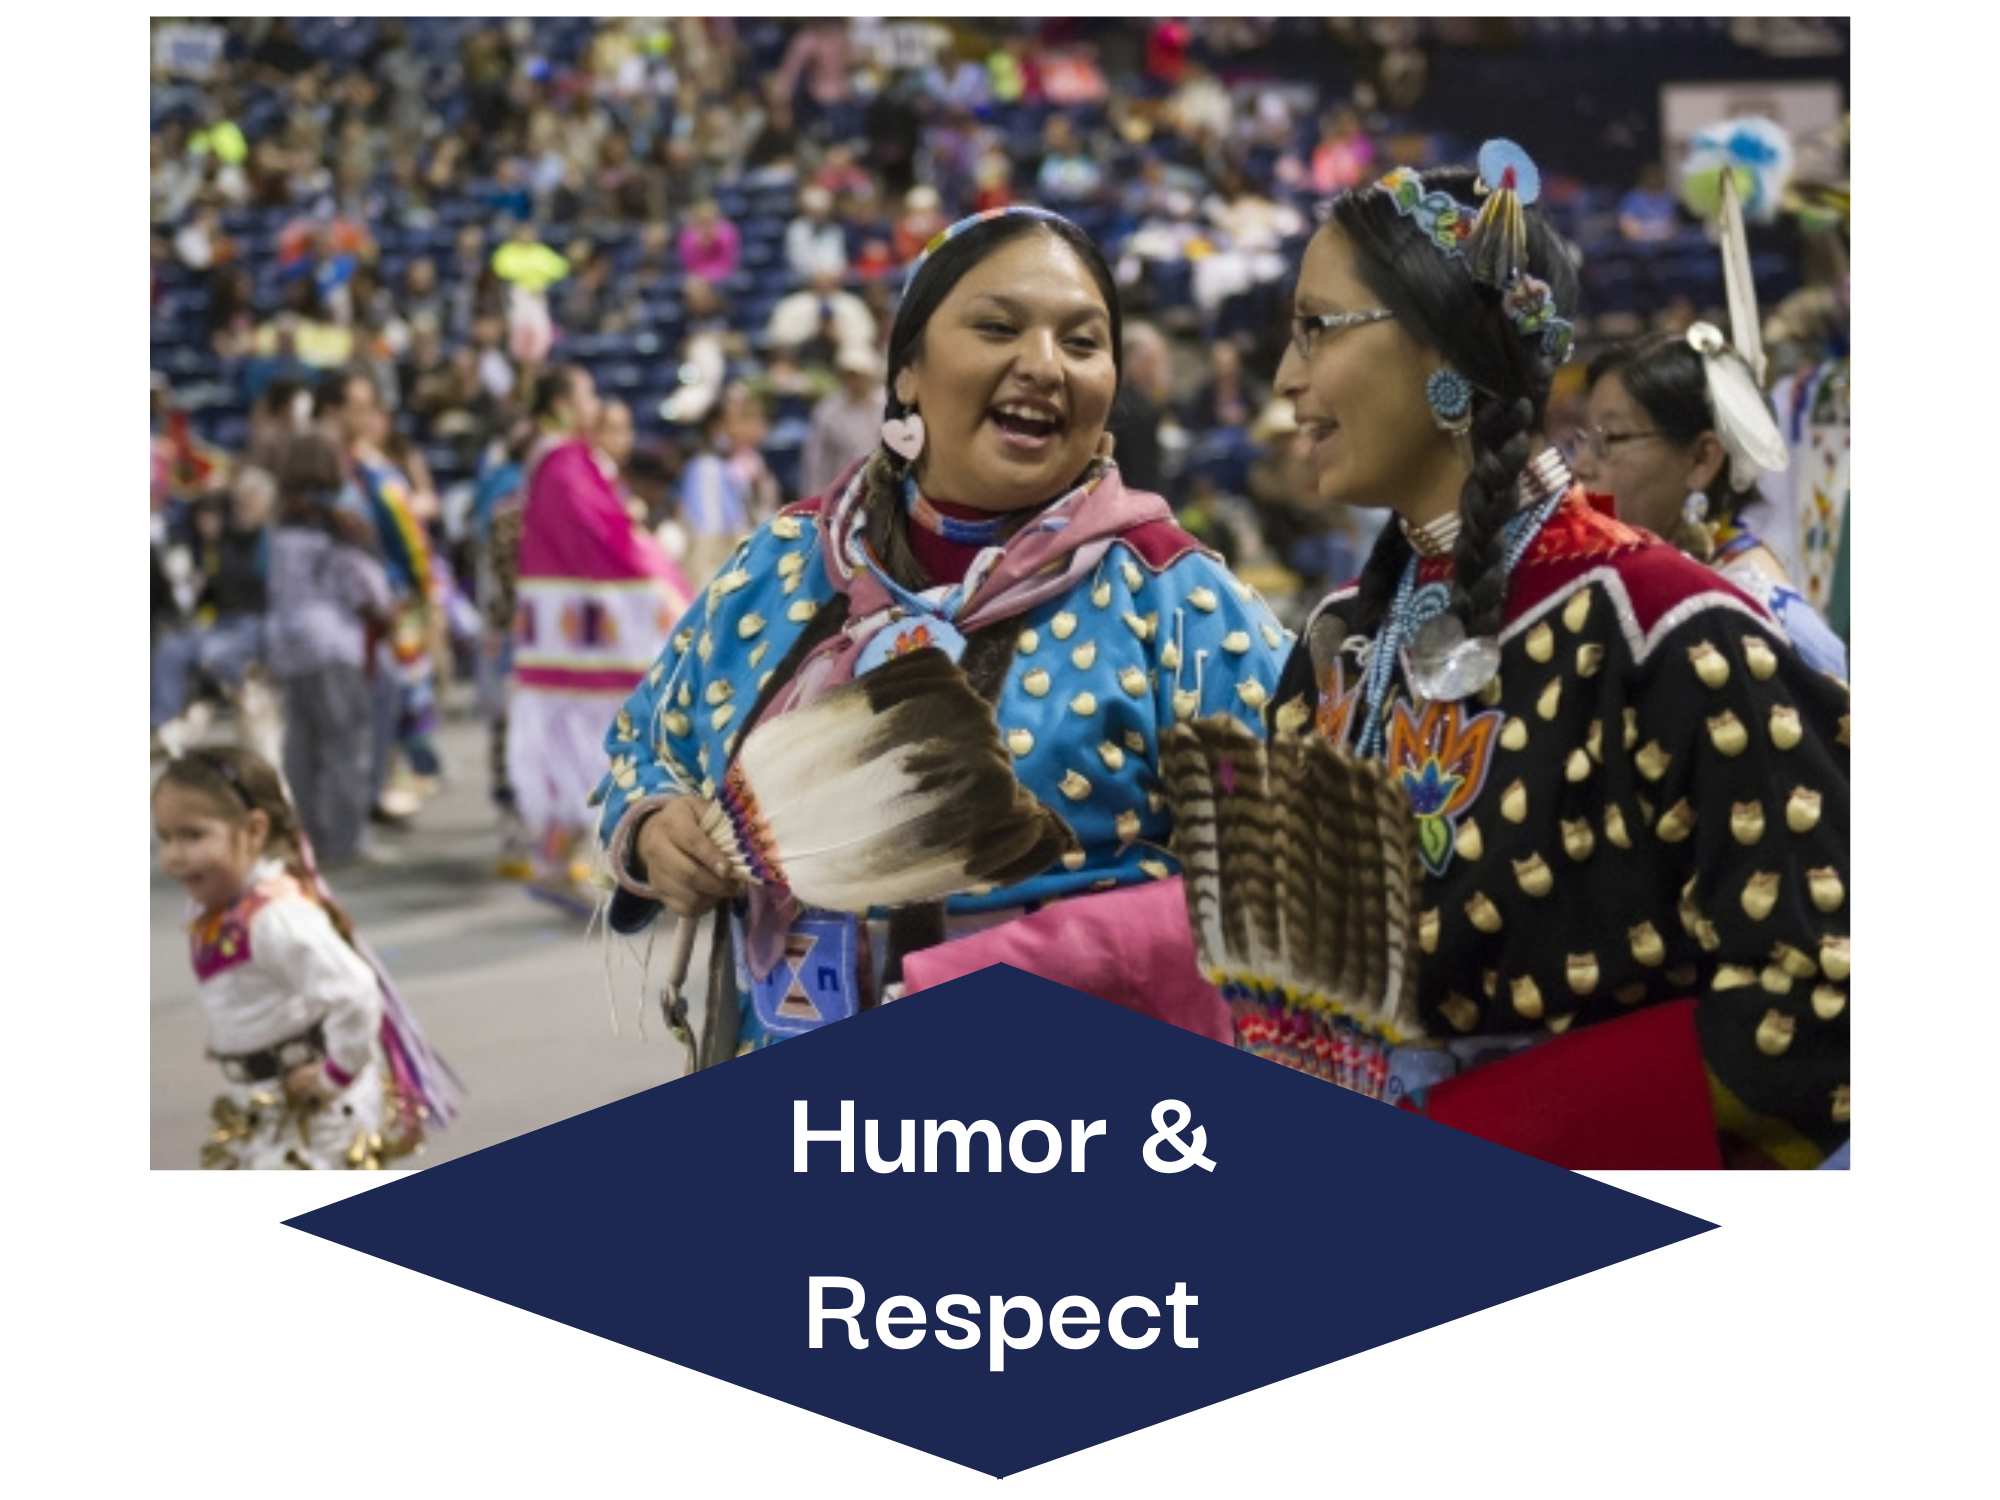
[{"xmin": 1425, "ymin": 368, "xmax": 1473, "ymax": 438}]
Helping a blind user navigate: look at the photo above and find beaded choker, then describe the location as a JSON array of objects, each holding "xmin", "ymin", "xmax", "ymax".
[
  {"xmin": 902, "ymin": 477, "xmax": 1009, "ymax": 545},
  {"xmin": 1399, "ymin": 511, "xmax": 1462, "ymax": 558},
  {"xmin": 1397, "ymin": 447, "xmax": 1569, "ymax": 559},
  {"xmin": 1517, "ymin": 445, "xmax": 1571, "ymax": 510}
]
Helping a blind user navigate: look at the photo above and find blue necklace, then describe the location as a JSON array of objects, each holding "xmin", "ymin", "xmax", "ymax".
[
  {"xmin": 1352, "ymin": 486, "xmax": 1564, "ymax": 760},
  {"xmin": 903, "ymin": 475, "xmax": 1008, "ymax": 546}
]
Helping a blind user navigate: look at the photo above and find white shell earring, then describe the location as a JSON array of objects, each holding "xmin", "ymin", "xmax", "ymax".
[
  {"xmin": 1683, "ymin": 490, "xmax": 1710, "ymax": 527},
  {"xmin": 881, "ymin": 410, "xmax": 925, "ymax": 464}
]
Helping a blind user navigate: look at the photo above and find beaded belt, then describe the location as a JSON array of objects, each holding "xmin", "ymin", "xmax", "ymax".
[{"xmin": 215, "ymin": 1022, "xmax": 327, "ymax": 1084}]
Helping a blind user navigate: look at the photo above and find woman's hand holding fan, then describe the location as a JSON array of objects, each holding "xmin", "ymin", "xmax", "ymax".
[{"xmin": 633, "ymin": 795, "xmax": 746, "ymax": 918}]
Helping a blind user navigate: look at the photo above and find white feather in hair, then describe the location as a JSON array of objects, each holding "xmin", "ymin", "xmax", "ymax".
[
  {"xmin": 700, "ymin": 646, "xmax": 1078, "ymax": 912},
  {"xmin": 1717, "ymin": 170, "xmax": 1768, "ymax": 387},
  {"xmin": 1164, "ymin": 716, "xmax": 1422, "ymax": 1095}
]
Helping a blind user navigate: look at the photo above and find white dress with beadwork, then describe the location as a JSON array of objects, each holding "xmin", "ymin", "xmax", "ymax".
[{"xmin": 188, "ymin": 858, "xmax": 388, "ymax": 1169}]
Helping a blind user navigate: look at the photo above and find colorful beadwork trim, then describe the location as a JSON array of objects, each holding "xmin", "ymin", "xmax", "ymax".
[
  {"xmin": 1224, "ymin": 982, "xmax": 1398, "ymax": 1099},
  {"xmin": 718, "ymin": 760, "xmax": 788, "ymax": 887}
]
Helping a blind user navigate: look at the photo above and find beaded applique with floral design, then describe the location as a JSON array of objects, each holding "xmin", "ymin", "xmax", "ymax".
[
  {"xmin": 1313, "ymin": 653, "xmax": 1502, "ymax": 876},
  {"xmin": 1387, "ymin": 697, "xmax": 1503, "ymax": 875}
]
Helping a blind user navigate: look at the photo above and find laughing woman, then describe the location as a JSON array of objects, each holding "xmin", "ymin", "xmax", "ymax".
[
  {"xmin": 1251, "ymin": 144, "xmax": 1849, "ymax": 1168},
  {"xmin": 595, "ymin": 207, "xmax": 1288, "ymax": 1049}
]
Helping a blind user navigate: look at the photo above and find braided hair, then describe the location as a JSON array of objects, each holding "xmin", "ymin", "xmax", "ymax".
[
  {"xmin": 153, "ymin": 746, "xmax": 363, "ymax": 953},
  {"xmin": 865, "ymin": 212, "xmax": 1125, "ymax": 591},
  {"xmin": 1328, "ymin": 167, "xmax": 1579, "ymax": 641}
]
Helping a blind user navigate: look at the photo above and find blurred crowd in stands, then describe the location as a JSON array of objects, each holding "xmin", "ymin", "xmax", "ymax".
[{"xmin": 150, "ymin": 16, "xmax": 1849, "ymax": 796}]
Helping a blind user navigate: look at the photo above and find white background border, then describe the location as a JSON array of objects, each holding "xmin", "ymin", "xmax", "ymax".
[{"xmin": 17, "ymin": 10, "xmax": 1964, "ymax": 1496}]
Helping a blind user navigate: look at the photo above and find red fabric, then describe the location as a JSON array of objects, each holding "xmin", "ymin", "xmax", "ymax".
[
  {"xmin": 906, "ymin": 497, "xmax": 997, "ymax": 586},
  {"xmin": 1119, "ymin": 517, "xmax": 1209, "ymax": 571},
  {"xmin": 1506, "ymin": 490, "xmax": 1765, "ymax": 634},
  {"xmin": 1416, "ymin": 999, "xmax": 1723, "ymax": 1170},
  {"xmin": 902, "ymin": 877, "xmax": 1233, "ymax": 1045}
]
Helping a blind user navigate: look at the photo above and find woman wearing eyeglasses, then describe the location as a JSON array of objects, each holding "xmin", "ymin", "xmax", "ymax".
[
  {"xmin": 1242, "ymin": 143, "xmax": 1849, "ymax": 1168},
  {"xmin": 1573, "ymin": 329, "xmax": 1847, "ymax": 678}
]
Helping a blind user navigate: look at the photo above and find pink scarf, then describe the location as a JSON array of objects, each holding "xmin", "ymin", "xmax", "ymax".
[
  {"xmin": 768, "ymin": 462, "xmax": 1169, "ymax": 715},
  {"xmin": 741, "ymin": 462, "xmax": 1173, "ymax": 975}
]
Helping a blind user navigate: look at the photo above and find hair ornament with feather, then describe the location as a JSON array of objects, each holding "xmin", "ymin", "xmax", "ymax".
[
  {"xmin": 1685, "ymin": 320, "xmax": 1789, "ymax": 489},
  {"xmin": 1376, "ymin": 141, "xmax": 1576, "ymax": 365}
]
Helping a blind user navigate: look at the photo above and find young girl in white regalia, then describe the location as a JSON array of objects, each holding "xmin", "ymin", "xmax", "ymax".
[{"xmin": 154, "ymin": 746, "xmax": 457, "ymax": 1168}]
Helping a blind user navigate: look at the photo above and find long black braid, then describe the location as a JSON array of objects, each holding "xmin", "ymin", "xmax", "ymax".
[{"xmin": 1450, "ymin": 390, "xmax": 1541, "ymax": 639}]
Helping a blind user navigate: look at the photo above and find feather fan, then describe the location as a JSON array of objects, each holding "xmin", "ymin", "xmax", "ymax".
[
  {"xmin": 1165, "ymin": 716, "xmax": 1422, "ymax": 1096},
  {"xmin": 699, "ymin": 646, "xmax": 1078, "ymax": 912}
]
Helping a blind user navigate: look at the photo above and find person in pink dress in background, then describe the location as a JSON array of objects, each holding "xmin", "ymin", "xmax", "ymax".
[{"xmin": 508, "ymin": 363, "xmax": 694, "ymax": 907}]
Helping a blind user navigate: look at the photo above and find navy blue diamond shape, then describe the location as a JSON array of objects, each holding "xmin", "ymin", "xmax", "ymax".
[{"xmin": 288, "ymin": 965, "xmax": 1714, "ymax": 1477}]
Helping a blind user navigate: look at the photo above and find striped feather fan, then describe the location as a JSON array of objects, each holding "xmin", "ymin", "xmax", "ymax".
[
  {"xmin": 700, "ymin": 646, "xmax": 1078, "ymax": 912},
  {"xmin": 1163, "ymin": 716, "xmax": 1423, "ymax": 1096}
]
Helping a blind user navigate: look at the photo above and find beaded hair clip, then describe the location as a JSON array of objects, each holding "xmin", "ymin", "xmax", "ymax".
[
  {"xmin": 1377, "ymin": 140, "xmax": 1576, "ymax": 366},
  {"xmin": 902, "ymin": 204, "xmax": 1087, "ymax": 290}
]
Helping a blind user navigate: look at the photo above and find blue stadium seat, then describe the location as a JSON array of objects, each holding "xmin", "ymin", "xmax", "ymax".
[{"xmin": 1581, "ymin": 255, "xmax": 1644, "ymax": 316}]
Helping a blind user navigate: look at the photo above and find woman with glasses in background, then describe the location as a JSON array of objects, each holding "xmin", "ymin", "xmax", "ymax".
[{"xmin": 1573, "ymin": 329, "xmax": 1846, "ymax": 678}]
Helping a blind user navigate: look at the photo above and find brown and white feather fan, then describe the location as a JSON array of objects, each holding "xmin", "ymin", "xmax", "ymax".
[
  {"xmin": 700, "ymin": 646, "xmax": 1078, "ymax": 912},
  {"xmin": 1163, "ymin": 716, "xmax": 1422, "ymax": 1095}
]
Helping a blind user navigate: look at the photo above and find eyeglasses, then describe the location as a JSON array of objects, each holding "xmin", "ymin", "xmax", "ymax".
[
  {"xmin": 1291, "ymin": 307, "xmax": 1395, "ymax": 361},
  {"xmin": 1577, "ymin": 426, "xmax": 1667, "ymax": 461}
]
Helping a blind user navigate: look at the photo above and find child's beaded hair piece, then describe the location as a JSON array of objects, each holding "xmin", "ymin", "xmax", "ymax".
[{"xmin": 1376, "ymin": 139, "xmax": 1576, "ymax": 366}]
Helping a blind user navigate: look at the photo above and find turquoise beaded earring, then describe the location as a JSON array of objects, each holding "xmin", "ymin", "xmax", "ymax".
[{"xmin": 1426, "ymin": 367, "xmax": 1473, "ymax": 438}]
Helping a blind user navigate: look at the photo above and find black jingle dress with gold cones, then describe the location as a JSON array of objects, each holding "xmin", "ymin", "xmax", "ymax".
[{"xmin": 1271, "ymin": 489, "xmax": 1850, "ymax": 1167}]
